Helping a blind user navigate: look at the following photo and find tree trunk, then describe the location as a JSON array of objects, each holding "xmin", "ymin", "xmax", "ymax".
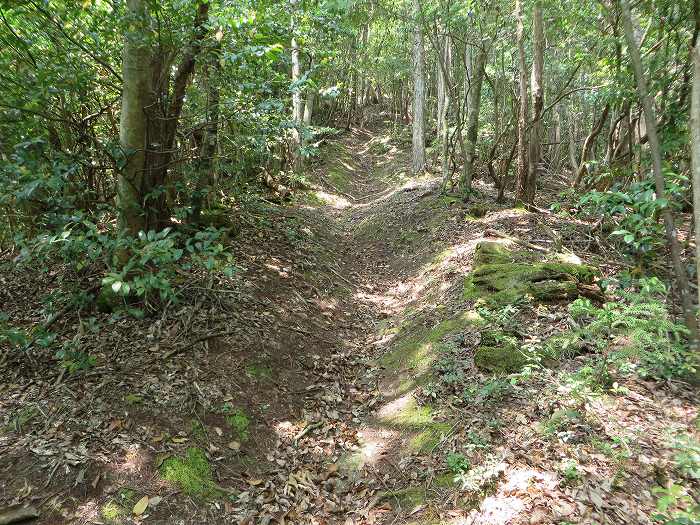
[
  {"xmin": 461, "ymin": 44, "xmax": 488, "ymax": 195},
  {"xmin": 691, "ymin": 40, "xmax": 700, "ymax": 358},
  {"xmin": 143, "ymin": 1, "xmax": 209, "ymax": 231},
  {"xmin": 572, "ymin": 104, "xmax": 610, "ymax": 187},
  {"xmin": 303, "ymin": 90, "xmax": 315, "ymax": 125},
  {"xmin": 117, "ymin": 0, "xmax": 150, "ymax": 237},
  {"xmin": 192, "ymin": 38, "xmax": 222, "ymax": 223},
  {"xmin": 411, "ymin": 0, "xmax": 426, "ymax": 174},
  {"xmin": 291, "ymin": 31, "xmax": 303, "ymax": 168},
  {"xmin": 526, "ymin": 0, "xmax": 544, "ymax": 204},
  {"xmin": 621, "ymin": 0, "xmax": 698, "ymax": 344},
  {"xmin": 514, "ymin": 0, "xmax": 529, "ymax": 203}
]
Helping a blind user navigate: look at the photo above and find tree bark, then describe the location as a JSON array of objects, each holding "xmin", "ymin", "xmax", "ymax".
[
  {"xmin": 303, "ymin": 89, "xmax": 315, "ymax": 125},
  {"xmin": 461, "ymin": 44, "xmax": 488, "ymax": 195},
  {"xmin": 515, "ymin": 0, "xmax": 529, "ymax": 203},
  {"xmin": 572, "ymin": 104, "xmax": 610, "ymax": 187},
  {"xmin": 192, "ymin": 38, "xmax": 222, "ymax": 223},
  {"xmin": 291, "ymin": 29, "xmax": 303, "ymax": 168},
  {"xmin": 117, "ymin": 0, "xmax": 150, "ymax": 237},
  {"xmin": 411, "ymin": 0, "xmax": 426, "ymax": 174},
  {"xmin": 691, "ymin": 41, "xmax": 700, "ymax": 350},
  {"xmin": 526, "ymin": 0, "xmax": 544, "ymax": 204},
  {"xmin": 143, "ymin": 1, "xmax": 209, "ymax": 230},
  {"xmin": 621, "ymin": 0, "xmax": 698, "ymax": 344}
]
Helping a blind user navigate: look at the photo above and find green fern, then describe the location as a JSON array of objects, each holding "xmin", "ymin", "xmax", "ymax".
[{"xmin": 568, "ymin": 278, "xmax": 693, "ymax": 381}]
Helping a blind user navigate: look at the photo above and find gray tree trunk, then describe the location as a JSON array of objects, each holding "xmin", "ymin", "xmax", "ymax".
[
  {"xmin": 691, "ymin": 41, "xmax": 700, "ymax": 348},
  {"xmin": 303, "ymin": 90, "xmax": 315, "ymax": 125},
  {"xmin": 526, "ymin": 0, "xmax": 544, "ymax": 203},
  {"xmin": 411, "ymin": 0, "xmax": 426, "ymax": 174},
  {"xmin": 515, "ymin": 0, "xmax": 529, "ymax": 203},
  {"xmin": 117, "ymin": 0, "xmax": 150, "ymax": 237},
  {"xmin": 462, "ymin": 44, "xmax": 488, "ymax": 195}
]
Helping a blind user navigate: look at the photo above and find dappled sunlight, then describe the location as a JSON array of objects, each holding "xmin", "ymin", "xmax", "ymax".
[
  {"xmin": 302, "ymin": 190, "xmax": 351, "ymax": 209},
  {"xmin": 377, "ymin": 392, "xmax": 415, "ymax": 421},
  {"xmin": 470, "ymin": 494, "xmax": 526, "ymax": 524}
]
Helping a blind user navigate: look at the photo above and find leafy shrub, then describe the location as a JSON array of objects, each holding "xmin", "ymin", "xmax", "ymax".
[
  {"xmin": 577, "ymin": 171, "xmax": 687, "ymax": 262},
  {"xmin": 17, "ymin": 222, "xmax": 234, "ymax": 316},
  {"xmin": 446, "ymin": 453, "xmax": 471, "ymax": 474}
]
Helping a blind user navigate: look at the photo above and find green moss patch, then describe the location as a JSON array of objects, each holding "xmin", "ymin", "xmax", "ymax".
[
  {"xmin": 409, "ymin": 422, "xmax": 453, "ymax": 453},
  {"xmin": 245, "ymin": 360, "xmax": 272, "ymax": 380},
  {"xmin": 101, "ymin": 501, "xmax": 124, "ymax": 522},
  {"xmin": 382, "ymin": 312, "xmax": 481, "ymax": 373},
  {"xmin": 160, "ymin": 448, "xmax": 221, "ymax": 499},
  {"xmin": 465, "ymin": 241, "xmax": 598, "ymax": 306},
  {"xmin": 474, "ymin": 345, "xmax": 529, "ymax": 374},
  {"xmin": 379, "ymin": 397, "xmax": 434, "ymax": 428}
]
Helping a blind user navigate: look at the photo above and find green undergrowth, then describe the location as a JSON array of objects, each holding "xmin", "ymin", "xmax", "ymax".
[
  {"xmin": 160, "ymin": 447, "xmax": 222, "ymax": 499},
  {"xmin": 383, "ymin": 474, "xmax": 456, "ymax": 510},
  {"xmin": 409, "ymin": 422, "xmax": 453, "ymax": 453},
  {"xmin": 380, "ymin": 311, "xmax": 483, "ymax": 394}
]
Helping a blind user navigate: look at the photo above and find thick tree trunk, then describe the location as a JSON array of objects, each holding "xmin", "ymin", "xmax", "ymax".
[
  {"xmin": 514, "ymin": 0, "xmax": 529, "ymax": 203},
  {"xmin": 621, "ymin": 0, "xmax": 698, "ymax": 344},
  {"xmin": 526, "ymin": 1, "xmax": 544, "ymax": 203},
  {"xmin": 461, "ymin": 44, "xmax": 488, "ymax": 195},
  {"xmin": 117, "ymin": 0, "xmax": 150, "ymax": 237},
  {"xmin": 411, "ymin": 0, "xmax": 426, "ymax": 174}
]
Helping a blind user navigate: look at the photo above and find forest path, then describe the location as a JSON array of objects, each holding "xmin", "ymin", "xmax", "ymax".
[{"xmin": 5, "ymin": 122, "xmax": 692, "ymax": 525}]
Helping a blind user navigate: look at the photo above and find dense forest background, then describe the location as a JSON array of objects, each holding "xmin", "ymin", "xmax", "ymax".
[{"xmin": 1, "ymin": 0, "xmax": 700, "ymax": 524}]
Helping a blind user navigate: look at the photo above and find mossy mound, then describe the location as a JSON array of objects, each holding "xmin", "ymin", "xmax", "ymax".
[
  {"xmin": 474, "ymin": 344, "xmax": 528, "ymax": 374},
  {"xmin": 465, "ymin": 241, "xmax": 598, "ymax": 306},
  {"xmin": 467, "ymin": 204, "xmax": 489, "ymax": 219},
  {"xmin": 409, "ymin": 422, "xmax": 453, "ymax": 453},
  {"xmin": 160, "ymin": 447, "xmax": 222, "ymax": 499}
]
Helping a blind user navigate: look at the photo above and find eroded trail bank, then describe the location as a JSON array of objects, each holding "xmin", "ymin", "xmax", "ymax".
[{"xmin": 1, "ymin": 124, "xmax": 698, "ymax": 525}]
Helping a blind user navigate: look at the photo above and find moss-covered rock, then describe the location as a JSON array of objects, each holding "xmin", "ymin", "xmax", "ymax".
[
  {"xmin": 160, "ymin": 447, "xmax": 222, "ymax": 499},
  {"xmin": 465, "ymin": 241, "xmax": 598, "ymax": 306},
  {"xmin": 473, "ymin": 330, "xmax": 529, "ymax": 373},
  {"xmin": 474, "ymin": 344, "xmax": 529, "ymax": 374}
]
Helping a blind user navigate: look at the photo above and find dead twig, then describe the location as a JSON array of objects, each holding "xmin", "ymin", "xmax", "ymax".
[{"xmin": 484, "ymin": 229, "xmax": 549, "ymax": 253}]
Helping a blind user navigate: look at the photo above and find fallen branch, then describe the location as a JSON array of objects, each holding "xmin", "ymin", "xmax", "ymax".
[
  {"xmin": 483, "ymin": 229, "xmax": 550, "ymax": 253},
  {"xmin": 293, "ymin": 421, "xmax": 323, "ymax": 444}
]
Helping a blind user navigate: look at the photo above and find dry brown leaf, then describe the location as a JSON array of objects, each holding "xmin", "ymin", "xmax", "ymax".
[{"xmin": 133, "ymin": 496, "xmax": 149, "ymax": 516}]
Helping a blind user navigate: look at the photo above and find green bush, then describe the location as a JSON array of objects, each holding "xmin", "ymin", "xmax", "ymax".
[{"xmin": 577, "ymin": 171, "xmax": 688, "ymax": 262}]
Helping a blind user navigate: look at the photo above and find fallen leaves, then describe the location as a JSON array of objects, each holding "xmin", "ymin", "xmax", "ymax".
[{"xmin": 132, "ymin": 496, "xmax": 149, "ymax": 516}]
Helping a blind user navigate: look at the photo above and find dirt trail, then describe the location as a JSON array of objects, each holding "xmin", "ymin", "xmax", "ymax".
[{"xmin": 3, "ymin": 122, "xmax": 697, "ymax": 525}]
